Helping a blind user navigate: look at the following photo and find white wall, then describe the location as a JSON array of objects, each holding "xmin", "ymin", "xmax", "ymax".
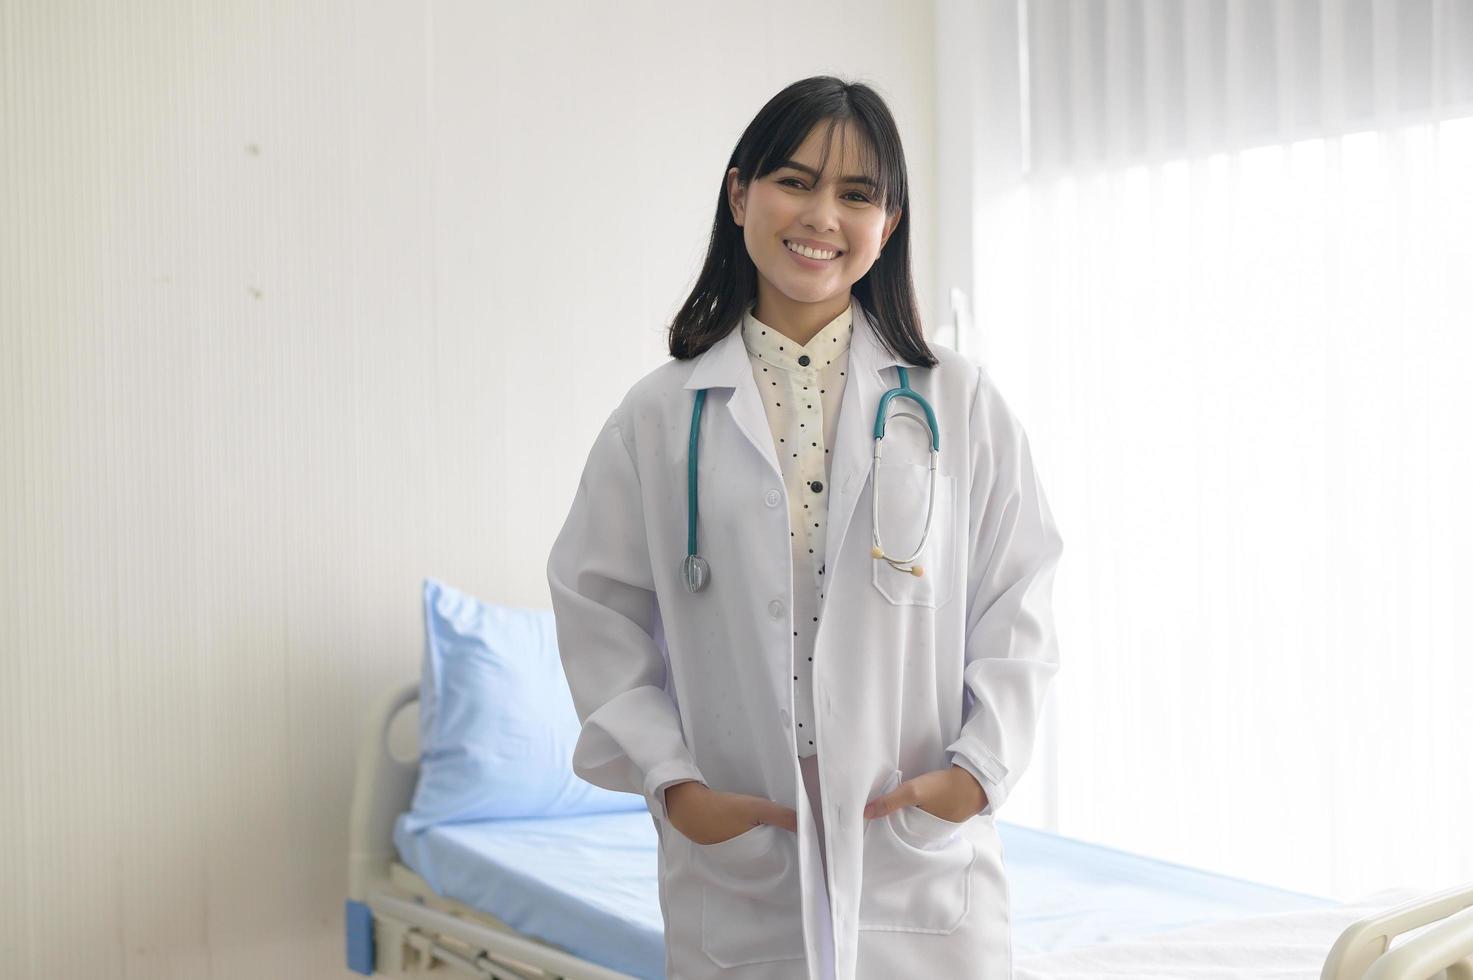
[{"xmin": 0, "ymin": 2, "xmax": 938, "ymax": 977}]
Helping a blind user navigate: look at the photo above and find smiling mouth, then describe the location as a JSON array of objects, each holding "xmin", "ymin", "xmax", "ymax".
[{"xmin": 784, "ymin": 239, "xmax": 844, "ymax": 261}]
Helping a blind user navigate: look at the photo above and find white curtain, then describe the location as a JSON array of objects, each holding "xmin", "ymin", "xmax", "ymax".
[{"xmin": 954, "ymin": 0, "xmax": 1473, "ymax": 901}]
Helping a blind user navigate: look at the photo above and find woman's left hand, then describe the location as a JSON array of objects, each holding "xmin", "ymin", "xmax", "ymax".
[{"xmin": 862, "ymin": 765, "xmax": 988, "ymax": 823}]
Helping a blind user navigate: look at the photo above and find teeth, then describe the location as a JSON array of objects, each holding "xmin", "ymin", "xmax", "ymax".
[{"xmin": 786, "ymin": 240, "xmax": 839, "ymax": 260}]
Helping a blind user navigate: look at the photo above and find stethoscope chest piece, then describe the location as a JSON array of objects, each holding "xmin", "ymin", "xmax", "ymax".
[{"xmin": 682, "ymin": 553, "xmax": 710, "ymax": 593}]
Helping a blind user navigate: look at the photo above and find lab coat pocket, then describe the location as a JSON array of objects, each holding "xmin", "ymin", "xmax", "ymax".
[
  {"xmin": 870, "ymin": 464, "xmax": 958, "ymax": 609},
  {"xmin": 694, "ymin": 822, "xmax": 806, "ymax": 967},
  {"xmin": 859, "ymin": 769, "xmax": 974, "ymax": 934},
  {"xmin": 894, "ymin": 799, "xmax": 970, "ymax": 842}
]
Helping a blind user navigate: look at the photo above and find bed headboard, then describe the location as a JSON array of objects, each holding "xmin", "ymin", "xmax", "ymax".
[{"xmin": 348, "ymin": 682, "xmax": 420, "ymax": 902}]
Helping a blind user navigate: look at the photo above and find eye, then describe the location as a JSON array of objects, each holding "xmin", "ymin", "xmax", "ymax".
[{"xmin": 778, "ymin": 177, "xmax": 871, "ymax": 203}]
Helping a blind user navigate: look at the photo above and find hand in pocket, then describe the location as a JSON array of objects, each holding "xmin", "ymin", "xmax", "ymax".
[
  {"xmin": 666, "ymin": 781, "xmax": 799, "ymax": 845},
  {"xmin": 862, "ymin": 765, "xmax": 988, "ymax": 824}
]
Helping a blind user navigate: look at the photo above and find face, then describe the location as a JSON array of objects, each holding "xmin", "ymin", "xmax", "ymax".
[{"xmin": 727, "ymin": 119, "xmax": 902, "ymax": 311}]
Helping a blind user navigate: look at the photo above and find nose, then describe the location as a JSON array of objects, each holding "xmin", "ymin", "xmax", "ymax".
[{"xmin": 798, "ymin": 190, "xmax": 841, "ymax": 234}]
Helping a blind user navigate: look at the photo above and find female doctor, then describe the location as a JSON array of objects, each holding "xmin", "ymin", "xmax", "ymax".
[{"xmin": 546, "ymin": 76, "xmax": 1063, "ymax": 980}]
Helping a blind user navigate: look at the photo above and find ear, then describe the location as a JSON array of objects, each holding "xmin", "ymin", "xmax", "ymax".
[
  {"xmin": 880, "ymin": 207, "xmax": 902, "ymax": 250},
  {"xmin": 727, "ymin": 167, "xmax": 746, "ymax": 226}
]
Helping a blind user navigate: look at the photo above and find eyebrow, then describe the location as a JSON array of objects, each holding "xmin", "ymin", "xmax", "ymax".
[{"xmin": 777, "ymin": 160, "xmax": 877, "ymax": 188}]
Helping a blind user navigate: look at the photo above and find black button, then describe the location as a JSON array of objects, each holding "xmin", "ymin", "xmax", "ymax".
[
  {"xmin": 810, "ymin": 480, "xmax": 823, "ymax": 493},
  {"xmin": 797, "ymin": 355, "xmax": 810, "ymax": 366}
]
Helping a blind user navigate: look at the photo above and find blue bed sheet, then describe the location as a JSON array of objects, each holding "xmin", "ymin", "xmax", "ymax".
[
  {"xmin": 1000, "ymin": 823, "xmax": 1337, "ymax": 956},
  {"xmin": 395, "ymin": 809, "xmax": 665, "ymax": 979},
  {"xmin": 393, "ymin": 811, "xmax": 1337, "ymax": 980}
]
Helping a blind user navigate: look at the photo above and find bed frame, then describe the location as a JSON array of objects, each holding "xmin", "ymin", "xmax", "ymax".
[
  {"xmin": 1322, "ymin": 888, "xmax": 1473, "ymax": 980},
  {"xmin": 345, "ymin": 682, "xmax": 638, "ymax": 979},
  {"xmin": 344, "ymin": 681, "xmax": 1473, "ymax": 980}
]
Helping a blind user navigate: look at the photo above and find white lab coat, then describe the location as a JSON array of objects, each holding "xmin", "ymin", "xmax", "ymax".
[{"xmin": 546, "ymin": 297, "xmax": 1063, "ymax": 980}]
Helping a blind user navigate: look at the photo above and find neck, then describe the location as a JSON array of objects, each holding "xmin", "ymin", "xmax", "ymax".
[{"xmin": 751, "ymin": 284, "xmax": 850, "ymax": 347}]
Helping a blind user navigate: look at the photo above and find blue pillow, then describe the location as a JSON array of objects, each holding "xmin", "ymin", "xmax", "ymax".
[{"xmin": 402, "ymin": 577, "xmax": 644, "ymax": 833}]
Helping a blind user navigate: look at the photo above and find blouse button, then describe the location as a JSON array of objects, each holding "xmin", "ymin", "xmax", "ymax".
[
  {"xmin": 809, "ymin": 480, "xmax": 823, "ymax": 493},
  {"xmin": 797, "ymin": 355, "xmax": 811, "ymax": 366}
]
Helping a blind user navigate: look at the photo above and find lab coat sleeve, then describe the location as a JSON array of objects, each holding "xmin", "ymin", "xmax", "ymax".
[
  {"xmin": 946, "ymin": 366, "xmax": 1064, "ymax": 818},
  {"xmin": 547, "ymin": 411, "xmax": 706, "ymax": 825}
]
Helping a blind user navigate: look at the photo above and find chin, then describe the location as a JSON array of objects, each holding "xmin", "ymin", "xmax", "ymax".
[
  {"xmin": 776, "ymin": 283, "xmax": 837, "ymax": 305},
  {"xmin": 775, "ymin": 270, "xmax": 846, "ymax": 299}
]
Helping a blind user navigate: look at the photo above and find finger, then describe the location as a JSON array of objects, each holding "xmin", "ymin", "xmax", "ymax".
[
  {"xmin": 866, "ymin": 776, "xmax": 925, "ymax": 819},
  {"xmin": 863, "ymin": 791, "xmax": 895, "ymax": 820},
  {"xmin": 753, "ymin": 799, "xmax": 800, "ymax": 833}
]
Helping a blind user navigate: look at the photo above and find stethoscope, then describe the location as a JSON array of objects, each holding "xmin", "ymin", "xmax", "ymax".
[{"xmin": 682, "ymin": 365, "xmax": 940, "ymax": 593}]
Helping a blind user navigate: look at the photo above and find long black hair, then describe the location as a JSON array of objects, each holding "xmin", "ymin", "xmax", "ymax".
[{"xmin": 667, "ymin": 75, "xmax": 937, "ymax": 368}]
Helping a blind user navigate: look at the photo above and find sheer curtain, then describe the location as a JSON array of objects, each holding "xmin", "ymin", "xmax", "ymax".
[{"xmin": 943, "ymin": 0, "xmax": 1473, "ymax": 901}]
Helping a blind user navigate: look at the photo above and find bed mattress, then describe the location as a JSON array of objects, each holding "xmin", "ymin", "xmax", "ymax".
[{"xmin": 393, "ymin": 810, "xmax": 1340, "ymax": 980}]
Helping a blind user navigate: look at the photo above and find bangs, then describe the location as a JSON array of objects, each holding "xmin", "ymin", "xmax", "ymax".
[{"xmin": 753, "ymin": 113, "xmax": 901, "ymax": 212}]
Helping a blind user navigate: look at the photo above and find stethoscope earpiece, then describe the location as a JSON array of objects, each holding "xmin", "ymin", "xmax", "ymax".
[{"xmin": 870, "ymin": 366, "xmax": 940, "ymax": 576}]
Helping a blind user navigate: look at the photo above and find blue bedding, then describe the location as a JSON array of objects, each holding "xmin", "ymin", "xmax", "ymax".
[{"xmin": 393, "ymin": 811, "xmax": 1336, "ymax": 980}]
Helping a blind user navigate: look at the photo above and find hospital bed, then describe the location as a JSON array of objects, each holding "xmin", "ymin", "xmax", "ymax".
[{"xmin": 346, "ymin": 681, "xmax": 1473, "ymax": 980}]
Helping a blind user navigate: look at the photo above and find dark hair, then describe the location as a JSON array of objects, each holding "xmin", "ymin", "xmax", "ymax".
[{"xmin": 667, "ymin": 75, "xmax": 937, "ymax": 368}]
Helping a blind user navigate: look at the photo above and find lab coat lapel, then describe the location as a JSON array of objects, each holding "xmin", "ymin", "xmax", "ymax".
[
  {"xmin": 681, "ymin": 321, "xmax": 781, "ymax": 481},
  {"xmin": 822, "ymin": 299, "xmax": 907, "ymax": 583}
]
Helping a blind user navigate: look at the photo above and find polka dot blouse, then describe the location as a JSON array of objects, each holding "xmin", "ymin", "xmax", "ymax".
[{"xmin": 738, "ymin": 299, "xmax": 853, "ymax": 760}]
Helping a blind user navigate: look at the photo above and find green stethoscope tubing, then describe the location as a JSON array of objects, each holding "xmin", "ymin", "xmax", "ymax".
[{"xmin": 683, "ymin": 365, "xmax": 940, "ymax": 594}]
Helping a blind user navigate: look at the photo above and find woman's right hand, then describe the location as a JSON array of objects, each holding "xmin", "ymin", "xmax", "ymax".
[{"xmin": 664, "ymin": 780, "xmax": 799, "ymax": 844}]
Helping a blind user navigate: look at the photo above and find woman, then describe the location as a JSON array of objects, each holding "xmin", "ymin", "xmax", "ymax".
[{"xmin": 546, "ymin": 75, "xmax": 1063, "ymax": 980}]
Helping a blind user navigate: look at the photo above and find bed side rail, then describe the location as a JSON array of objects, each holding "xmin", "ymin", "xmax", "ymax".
[
  {"xmin": 1322, "ymin": 881, "xmax": 1473, "ymax": 980},
  {"xmin": 348, "ymin": 681, "xmax": 420, "ymax": 902}
]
